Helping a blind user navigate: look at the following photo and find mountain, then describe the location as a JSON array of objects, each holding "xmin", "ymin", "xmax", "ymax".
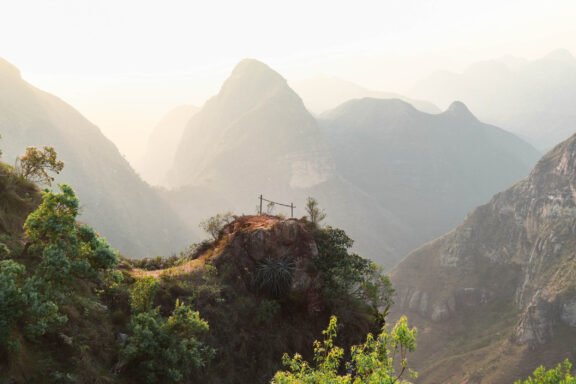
[
  {"xmin": 390, "ymin": 132, "xmax": 576, "ymax": 382},
  {"xmin": 290, "ymin": 76, "xmax": 440, "ymax": 115},
  {"xmin": 168, "ymin": 59, "xmax": 332, "ymax": 190},
  {"xmin": 136, "ymin": 104, "xmax": 198, "ymax": 185},
  {"xmin": 319, "ymin": 98, "xmax": 541, "ymax": 254},
  {"xmin": 165, "ymin": 59, "xmax": 416, "ymax": 266},
  {"xmin": 0, "ymin": 58, "xmax": 193, "ymax": 257},
  {"xmin": 411, "ymin": 49, "xmax": 576, "ymax": 150}
]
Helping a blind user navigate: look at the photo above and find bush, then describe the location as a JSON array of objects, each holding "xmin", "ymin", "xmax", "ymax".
[
  {"xmin": 271, "ymin": 315, "xmax": 417, "ymax": 383},
  {"xmin": 256, "ymin": 299, "xmax": 281, "ymax": 324},
  {"xmin": 0, "ymin": 261, "xmax": 67, "ymax": 350},
  {"xmin": 199, "ymin": 212, "xmax": 234, "ymax": 240},
  {"xmin": 0, "ymin": 260, "xmax": 27, "ymax": 349},
  {"xmin": 313, "ymin": 226, "xmax": 394, "ymax": 313},
  {"xmin": 515, "ymin": 359, "xmax": 576, "ymax": 384},
  {"xmin": 121, "ymin": 300, "xmax": 214, "ymax": 383},
  {"xmin": 129, "ymin": 276, "xmax": 160, "ymax": 313},
  {"xmin": 24, "ymin": 184, "xmax": 118, "ymax": 284}
]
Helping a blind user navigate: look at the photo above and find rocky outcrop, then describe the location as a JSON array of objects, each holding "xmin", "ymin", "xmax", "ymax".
[
  {"xmin": 212, "ymin": 216, "xmax": 322, "ymax": 310},
  {"xmin": 390, "ymin": 132, "xmax": 576, "ymax": 382}
]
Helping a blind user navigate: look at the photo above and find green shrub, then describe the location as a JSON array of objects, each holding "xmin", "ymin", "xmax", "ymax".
[
  {"xmin": 0, "ymin": 260, "xmax": 27, "ymax": 349},
  {"xmin": 271, "ymin": 315, "xmax": 417, "ymax": 383},
  {"xmin": 121, "ymin": 300, "xmax": 214, "ymax": 383},
  {"xmin": 314, "ymin": 226, "xmax": 394, "ymax": 312},
  {"xmin": 199, "ymin": 212, "xmax": 234, "ymax": 240},
  {"xmin": 256, "ymin": 299, "xmax": 281, "ymax": 324},
  {"xmin": 515, "ymin": 359, "xmax": 576, "ymax": 384},
  {"xmin": 129, "ymin": 276, "xmax": 160, "ymax": 313}
]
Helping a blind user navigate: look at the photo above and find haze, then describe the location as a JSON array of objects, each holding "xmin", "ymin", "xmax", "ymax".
[{"xmin": 2, "ymin": 0, "xmax": 575, "ymax": 162}]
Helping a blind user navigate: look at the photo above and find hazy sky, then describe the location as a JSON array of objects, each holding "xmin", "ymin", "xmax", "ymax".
[{"xmin": 2, "ymin": 0, "xmax": 576, "ymax": 162}]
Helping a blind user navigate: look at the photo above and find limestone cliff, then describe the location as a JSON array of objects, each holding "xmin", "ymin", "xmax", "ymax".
[{"xmin": 390, "ymin": 132, "xmax": 576, "ymax": 383}]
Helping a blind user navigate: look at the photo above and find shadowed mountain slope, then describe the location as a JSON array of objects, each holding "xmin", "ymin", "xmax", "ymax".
[{"xmin": 0, "ymin": 58, "xmax": 193, "ymax": 257}]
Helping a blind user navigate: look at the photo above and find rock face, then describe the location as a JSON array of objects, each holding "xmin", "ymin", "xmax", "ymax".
[
  {"xmin": 0, "ymin": 58, "xmax": 192, "ymax": 257},
  {"xmin": 213, "ymin": 216, "xmax": 322, "ymax": 307},
  {"xmin": 390, "ymin": 132, "xmax": 576, "ymax": 382}
]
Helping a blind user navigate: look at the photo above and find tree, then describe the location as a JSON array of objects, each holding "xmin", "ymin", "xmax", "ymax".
[
  {"xmin": 515, "ymin": 360, "xmax": 576, "ymax": 384},
  {"xmin": 313, "ymin": 226, "xmax": 394, "ymax": 314},
  {"xmin": 199, "ymin": 212, "xmax": 234, "ymax": 240},
  {"xmin": 24, "ymin": 184, "xmax": 117, "ymax": 282},
  {"xmin": 15, "ymin": 146, "xmax": 64, "ymax": 186},
  {"xmin": 271, "ymin": 315, "xmax": 417, "ymax": 383},
  {"xmin": 306, "ymin": 197, "xmax": 326, "ymax": 226},
  {"xmin": 121, "ymin": 300, "xmax": 214, "ymax": 383}
]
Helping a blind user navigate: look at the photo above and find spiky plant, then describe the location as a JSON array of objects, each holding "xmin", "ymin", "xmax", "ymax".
[{"xmin": 254, "ymin": 256, "xmax": 296, "ymax": 298}]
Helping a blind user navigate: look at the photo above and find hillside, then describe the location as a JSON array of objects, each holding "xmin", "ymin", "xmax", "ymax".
[
  {"xmin": 390, "ymin": 130, "xmax": 576, "ymax": 382},
  {"xmin": 411, "ymin": 49, "xmax": 576, "ymax": 150},
  {"xmin": 0, "ymin": 166, "xmax": 386, "ymax": 384},
  {"xmin": 319, "ymin": 98, "xmax": 541, "ymax": 257},
  {"xmin": 0, "ymin": 58, "xmax": 192, "ymax": 257},
  {"xmin": 136, "ymin": 105, "xmax": 199, "ymax": 186}
]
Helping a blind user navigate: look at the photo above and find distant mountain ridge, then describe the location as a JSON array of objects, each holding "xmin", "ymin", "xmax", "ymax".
[
  {"xmin": 319, "ymin": 97, "xmax": 540, "ymax": 253},
  {"xmin": 164, "ymin": 59, "xmax": 540, "ymax": 267},
  {"xmin": 390, "ymin": 131, "xmax": 576, "ymax": 382},
  {"xmin": 411, "ymin": 49, "xmax": 576, "ymax": 150},
  {"xmin": 136, "ymin": 104, "xmax": 198, "ymax": 185},
  {"xmin": 290, "ymin": 75, "xmax": 440, "ymax": 115},
  {"xmin": 0, "ymin": 57, "xmax": 193, "ymax": 257}
]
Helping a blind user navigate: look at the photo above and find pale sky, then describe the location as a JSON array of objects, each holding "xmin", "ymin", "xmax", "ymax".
[{"xmin": 2, "ymin": 0, "xmax": 576, "ymax": 162}]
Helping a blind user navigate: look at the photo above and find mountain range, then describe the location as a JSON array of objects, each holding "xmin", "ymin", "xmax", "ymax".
[
  {"xmin": 411, "ymin": 49, "xmax": 576, "ymax": 151},
  {"xmin": 290, "ymin": 76, "xmax": 440, "ymax": 115},
  {"xmin": 162, "ymin": 59, "xmax": 540, "ymax": 267}
]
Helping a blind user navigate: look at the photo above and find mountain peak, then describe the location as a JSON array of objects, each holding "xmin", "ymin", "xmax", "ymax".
[
  {"xmin": 444, "ymin": 101, "xmax": 477, "ymax": 121},
  {"xmin": 227, "ymin": 58, "xmax": 286, "ymax": 86},
  {"xmin": 541, "ymin": 48, "xmax": 575, "ymax": 62},
  {"xmin": 0, "ymin": 57, "xmax": 22, "ymax": 80}
]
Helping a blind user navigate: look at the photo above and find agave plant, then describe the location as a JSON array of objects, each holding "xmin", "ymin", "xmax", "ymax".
[{"xmin": 254, "ymin": 256, "xmax": 296, "ymax": 298}]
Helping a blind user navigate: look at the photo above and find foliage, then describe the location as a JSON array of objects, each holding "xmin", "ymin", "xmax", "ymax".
[
  {"xmin": 24, "ymin": 184, "xmax": 118, "ymax": 285},
  {"xmin": 255, "ymin": 256, "xmax": 296, "ymax": 298},
  {"xmin": 256, "ymin": 299, "xmax": 281, "ymax": 324},
  {"xmin": 121, "ymin": 300, "xmax": 214, "ymax": 384},
  {"xmin": 0, "ymin": 260, "xmax": 27, "ymax": 348},
  {"xmin": 306, "ymin": 197, "xmax": 327, "ymax": 226},
  {"xmin": 0, "ymin": 260, "xmax": 66, "ymax": 351},
  {"xmin": 271, "ymin": 315, "xmax": 417, "ymax": 384},
  {"xmin": 15, "ymin": 146, "xmax": 64, "ymax": 186},
  {"xmin": 0, "ymin": 185, "xmax": 117, "ymax": 351},
  {"xmin": 199, "ymin": 211, "xmax": 234, "ymax": 240},
  {"xmin": 314, "ymin": 226, "xmax": 394, "ymax": 313},
  {"xmin": 129, "ymin": 276, "xmax": 160, "ymax": 313},
  {"xmin": 0, "ymin": 241, "xmax": 10, "ymax": 259},
  {"xmin": 515, "ymin": 360, "xmax": 576, "ymax": 384},
  {"xmin": 130, "ymin": 255, "xmax": 185, "ymax": 270}
]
